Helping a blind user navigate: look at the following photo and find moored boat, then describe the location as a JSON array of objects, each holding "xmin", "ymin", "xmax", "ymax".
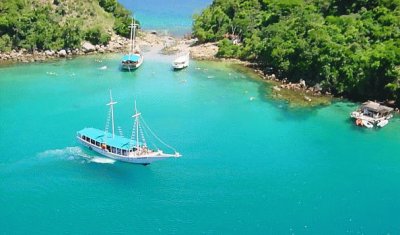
[
  {"xmin": 350, "ymin": 101, "xmax": 393, "ymax": 128},
  {"xmin": 121, "ymin": 18, "xmax": 143, "ymax": 71},
  {"xmin": 377, "ymin": 119, "xmax": 389, "ymax": 128},
  {"xmin": 172, "ymin": 53, "xmax": 189, "ymax": 70},
  {"xmin": 77, "ymin": 91, "xmax": 181, "ymax": 165},
  {"xmin": 361, "ymin": 119, "xmax": 373, "ymax": 128}
]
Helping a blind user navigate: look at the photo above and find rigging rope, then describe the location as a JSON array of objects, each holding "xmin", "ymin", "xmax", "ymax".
[
  {"xmin": 140, "ymin": 116, "xmax": 178, "ymax": 153},
  {"xmin": 141, "ymin": 122, "xmax": 159, "ymax": 150},
  {"xmin": 138, "ymin": 122, "xmax": 147, "ymax": 147},
  {"xmin": 117, "ymin": 126, "xmax": 124, "ymax": 137},
  {"xmin": 104, "ymin": 108, "xmax": 112, "ymax": 134},
  {"xmin": 129, "ymin": 118, "xmax": 137, "ymax": 149}
]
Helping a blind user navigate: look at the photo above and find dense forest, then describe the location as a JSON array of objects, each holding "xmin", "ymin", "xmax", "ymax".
[
  {"xmin": 193, "ymin": 0, "xmax": 400, "ymax": 104},
  {"xmin": 0, "ymin": 0, "xmax": 133, "ymax": 52}
]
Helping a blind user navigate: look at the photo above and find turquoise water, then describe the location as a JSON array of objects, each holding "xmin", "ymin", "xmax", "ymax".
[
  {"xmin": 1, "ymin": 55, "xmax": 400, "ymax": 234},
  {"xmin": 119, "ymin": 0, "xmax": 212, "ymax": 36}
]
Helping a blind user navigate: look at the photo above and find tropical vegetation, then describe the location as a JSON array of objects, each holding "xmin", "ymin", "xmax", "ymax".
[
  {"xmin": 0, "ymin": 0, "xmax": 133, "ymax": 52},
  {"xmin": 193, "ymin": 0, "xmax": 400, "ymax": 104}
]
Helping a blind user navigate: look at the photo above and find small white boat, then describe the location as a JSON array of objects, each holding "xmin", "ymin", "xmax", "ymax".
[
  {"xmin": 362, "ymin": 120, "xmax": 373, "ymax": 128},
  {"xmin": 172, "ymin": 53, "xmax": 189, "ymax": 70},
  {"xmin": 377, "ymin": 119, "xmax": 389, "ymax": 128},
  {"xmin": 77, "ymin": 91, "xmax": 181, "ymax": 165}
]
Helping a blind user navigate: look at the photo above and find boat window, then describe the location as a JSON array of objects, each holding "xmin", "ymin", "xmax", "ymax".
[
  {"xmin": 122, "ymin": 150, "xmax": 127, "ymax": 156},
  {"xmin": 111, "ymin": 147, "xmax": 116, "ymax": 153},
  {"xmin": 90, "ymin": 139, "xmax": 95, "ymax": 144},
  {"xmin": 95, "ymin": 141, "xmax": 100, "ymax": 146},
  {"xmin": 106, "ymin": 145, "xmax": 111, "ymax": 152},
  {"xmin": 117, "ymin": 149, "xmax": 121, "ymax": 155}
]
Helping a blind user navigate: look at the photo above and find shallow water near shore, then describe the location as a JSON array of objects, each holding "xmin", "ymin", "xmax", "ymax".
[{"xmin": 1, "ymin": 54, "xmax": 400, "ymax": 234}]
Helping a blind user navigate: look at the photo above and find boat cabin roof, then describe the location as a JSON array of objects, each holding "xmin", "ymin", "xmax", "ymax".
[
  {"xmin": 77, "ymin": 127, "xmax": 140, "ymax": 150},
  {"xmin": 174, "ymin": 55, "xmax": 189, "ymax": 63},
  {"xmin": 361, "ymin": 101, "xmax": 393, "ymax": 114},
  {"xmin": 122, "ymin": 54, "xmax": 140, "ymax": 62}
]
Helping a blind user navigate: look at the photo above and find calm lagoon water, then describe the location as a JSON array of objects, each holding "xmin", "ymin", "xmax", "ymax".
[
  {"xmin": 1, "ymin": 1, "xmax": 400, "ymax": 234},
  {"xmin": 0, "ymin": 54, "xmax": 400, "ymax": 234}
]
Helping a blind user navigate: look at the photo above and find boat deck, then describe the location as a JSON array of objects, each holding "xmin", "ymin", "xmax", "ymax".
[{"xmin": 77, "ymin": 127, "xmax": 140, "ymax": 151}]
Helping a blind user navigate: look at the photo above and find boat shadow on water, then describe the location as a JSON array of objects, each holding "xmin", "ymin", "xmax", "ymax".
[{"xmin": 84, "ymin": 158, "xmax": 156, "ymax": 184}]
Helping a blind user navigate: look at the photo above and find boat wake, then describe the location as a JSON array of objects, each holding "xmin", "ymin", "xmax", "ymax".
[
  {"xmin": 90, "ymin": 157, "xmax": 116, "ymax": 164},
  {"xmin": 38, "ymin": 146, "xmax": 115, "ymax": 164}
]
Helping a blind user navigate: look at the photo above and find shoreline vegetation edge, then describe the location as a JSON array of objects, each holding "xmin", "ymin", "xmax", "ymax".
[{"xmin": 0, "ymin": 30, "xmax": 398, "ymax": 111}]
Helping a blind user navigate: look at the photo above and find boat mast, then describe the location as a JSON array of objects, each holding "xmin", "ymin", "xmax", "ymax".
[
  {"xmin": 106, "ymin": 90, "xmax": 117, "ymax": 138},
  {"xmin": 132, "ymin": 100, "xmax": 141, "ymax": 150},
  {"xmin": 129, "ymin": 17, "xmax": 138, "ymax": 54}
]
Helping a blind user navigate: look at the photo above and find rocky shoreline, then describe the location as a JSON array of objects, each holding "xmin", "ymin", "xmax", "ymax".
[
  {"xmin": 165, "ymin": 38, "xmax": 333, "ymax": 104},
  {"xmin": 1, "ymin": 31, "xmax": 397, "ymax": 110},
  {"xmin": 0, "ymin": 31, "xmax": 331, "ymax": 107},
  {"xmin": 0, "ymin": 34, "xmax": 132, "ymax": 64},
  {"xmin": 0, "ymin": 31, "xmax": 219, "ymax": 64},
  {"xmin": 0, "ymin": 28, "xmax": 220, "ymax": 62}
]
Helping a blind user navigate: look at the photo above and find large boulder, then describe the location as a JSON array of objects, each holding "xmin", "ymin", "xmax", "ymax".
[
  {"xmin": 44, "ymin": 50, "xmax": 54, "ymax": 56},
  {"xmin": 82, "ymin": 41, "xmax": 96, "ymax": 52},
  {"xmin": 58, "ymin": 49, "xmax": 67, "ymax": 57},
  {"xmin": 189, "ymin": 42, "xmax": 218, "ymax": 59}
]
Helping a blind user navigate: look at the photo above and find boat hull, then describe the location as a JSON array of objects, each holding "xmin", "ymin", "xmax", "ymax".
[
  {"xmin": 350, "ymin": 111, "xmax": 393, "ymax": 128},
  {"xmin": 172, "ymin": 56, "xmax": 189, "ymax": 70},
  {"xmin": 77, "ymin": 137, "xmax": 178, "ymax": 164},
  {"xmin": 377, "ymin": 119, "xmax": 389, "ymax": 128},
  {"xmin": 172, "ymin": 63, "xmax": 188, "ymax": 70},
  {"xmin": 121, "ymin": 55, "xmax": 144, "ymax": 71}
]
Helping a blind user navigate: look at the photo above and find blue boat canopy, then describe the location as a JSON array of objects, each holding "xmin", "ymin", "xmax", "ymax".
[
  {"xmin": 122, "ymin": 54, "xmax": 140, "ymax": 62},
  {"xmin": 77, "ymin": 127, "xmax": 141, "ymax": 150}
]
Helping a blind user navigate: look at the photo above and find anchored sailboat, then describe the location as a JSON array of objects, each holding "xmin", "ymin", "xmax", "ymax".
[
  {"xmin": 77, "ymin": 91, "xmax": 181, "ymax": 165},
  {"xmin": 121, "ymin": 17, "xmax": 143, "ymax": 71}
]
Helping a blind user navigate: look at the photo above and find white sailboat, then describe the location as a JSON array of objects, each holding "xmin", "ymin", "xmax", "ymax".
[
  {"xmin": 121, "ymin": 17, "xmax": 143, "ymax": 71},
  {"xmin": 77, "ymin": 91, "xmax": 181, "ymax": 165},
  {"xmin": 172, "ymin": 53, "xmax": 189, "ymax": 70}
]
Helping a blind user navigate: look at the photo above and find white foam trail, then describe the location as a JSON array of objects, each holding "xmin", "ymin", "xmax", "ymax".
[
  {"xmin": 38, "ymin": 146, "xmax": 85, "ymax": 158},
  {"xmin": 99, "ymin": 65, "xmax": 107, "ymax": 70},
  {"xmin": 90, "ymin": 157, "xmax": 115, "ymax": 164},
  {"xmin": 38, "ymin": 146, "xmax": 114, "ymax": 164}
]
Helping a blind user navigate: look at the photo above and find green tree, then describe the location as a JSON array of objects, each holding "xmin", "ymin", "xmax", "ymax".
[
  {"xmin": 63, "ymin": 20, "xmax": 82, "ymax": 49},
  {"xmin": 0, "ymin": 34, "xmax": 12, "ymax": 52},
  {"xmin": 85, "ymin": 27, "xmax": 110, "ymax": 45},
  {"xmin": 194, "ymin": 0, "xmax": 400, "ymax": 105}
]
